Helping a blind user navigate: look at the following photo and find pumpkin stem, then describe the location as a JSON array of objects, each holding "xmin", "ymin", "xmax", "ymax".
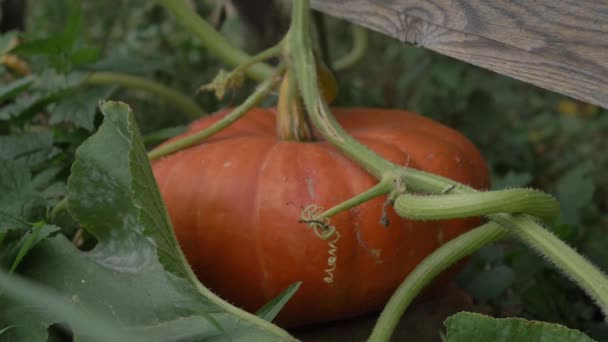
[
  {"xmin": 276, "ymin": 69, "xmax": 315, "ymax": 141},
  {"xmin": 276, "ymin": 32, "xmax": 337, "ymax": 142}
]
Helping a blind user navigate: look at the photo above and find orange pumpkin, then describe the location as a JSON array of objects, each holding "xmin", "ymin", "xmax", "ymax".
[{"xmin": 152, "ymin": 108, "xmax": 489, "ymax": 327}]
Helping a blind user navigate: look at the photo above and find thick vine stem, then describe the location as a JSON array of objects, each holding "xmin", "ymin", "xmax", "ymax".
[
  {"xmin": 276, "ymin": 69, "xmax": 313, "ymax": 141},
  {"xmin": 156, "ymin": 0, "xmax": 273, "ymax": 82},
  {"xmin": 369, "ymin": 222, "xmax": 507, "ymax": 341},
  {"xmin": 287, "ymin": 2, "xmax": 394, "ymax": 180},
  {"xmin": 288, "ymin": 1, "xmax": 608, "ymax": 340},
  {"xmin": 86, "ymin": 72, "xmax": 205, "ymax": 119},
  {"xmin": 395, "ymin": 189, "xmax": 560, "ymax": 222},
  {"xmin": 491, "ymin": 213, "xmax": 608, "ymax": 317},
  {"xmin": 147, "ymin": 64, "xmax": 285, "ymax": 161}
]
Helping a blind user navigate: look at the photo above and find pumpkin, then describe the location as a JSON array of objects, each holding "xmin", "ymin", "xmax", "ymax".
[{"xmin": 151, "ymin": 108, "xmax": 489, "ymax": 327}]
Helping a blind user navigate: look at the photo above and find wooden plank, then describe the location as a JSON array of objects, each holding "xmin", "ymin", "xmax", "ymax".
[{"xmin": 311, "ymin": 0, "xmax": 608, "ymax": 109}]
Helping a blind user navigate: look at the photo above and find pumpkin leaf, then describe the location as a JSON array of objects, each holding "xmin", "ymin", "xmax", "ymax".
[
  {"xmin": 69, "ymin": 101, "xmax": 191, "ymax": 279},
  {"xmin": 555, "ymin": 161, "xmax": 595, "ymax": 225},
  {"xmin": 14, "ymin": 0, "xmax": 82, "ymax": 56},
  {"xmin": 0, "ymin": 70, "xmax": 88, "ymax": 121},
  {"xmin": 461, "ymin": 265, "xmax": 516, "ymax": 301},
  {"xmin": 0, "ymin": 131, "xmax": 58, "ymax": 168},
  {"xmin": 491, "ymin": 171, "xmax": 532, "ymax": 190},
  {"xmin": 0, "ymin": 101, "xmax": 294, "ymax": 341},
  {"xmin": 0, "ymin": 158, "xmax": 47, "ymax": 225},
  {"xmin": 7, "ymin": 223, "xmax": 60, "ymax": 273},
  {"xmin": 0, "ymin": 76, "xmax": 35, "ymax": 103},
  {"xmin": 0, "ymin": 133, "xmax": 59, "ymax": 235},
  {"xmin": 69, "ymin": 46, "xmax": 102, "ymax": 66},
  {"xmin": 49, "ymin": 85, "xmax": 115, "ymax": 130},
  {"xmin": 0, "ymin": 212, "xmax": 29, "ymax": 234},
  {"xmin": 444, "ymin": 312, "xmax": 596, "ymax": 342},
  {"xmin": 0, "ymin": 268, "xmax": 145, "ymax": 342},
  {"xmin": 256, "ymin": 282, "xmax": 301, "ymax": 322},
  {"xmin": 85, "ymin": 53, "xmax": 173, "ymax": 75}
]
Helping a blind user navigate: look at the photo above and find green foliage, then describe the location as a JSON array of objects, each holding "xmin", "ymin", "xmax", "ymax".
[
  {"xmin": 67, "ymin": 101, "xmax": 190, "ymax": 279},
  {"xmin": 1, "ymin": 1, "xmax": 606, "ymax": 340},
  {"xmin": 0, "ymin": 268, "xmax": 145, "ymax": 341},
  {"xmin": 0, "ymin": 102, "xmax": 292, "ymax": 341},
  {"xmin": 0, "ymin": 158, "xmax": 51, "ymax": 227},
  {"xmin": 444, "ymin": 312, "xmax": 596, "ymax": 342},
  {"xmin": 556, "ymin": 161, "xmax": 595, "ymax": 226},
  {"xmin": 49, "ymin": 85, "xmax": 116, "ymax": 130},
  {"xmin": 255, "ymin": 282, "xmax": 302, "ymax": 322}
]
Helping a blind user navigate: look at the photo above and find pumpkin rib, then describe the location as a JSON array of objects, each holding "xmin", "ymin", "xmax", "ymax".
[
  {"xmin": 317, "ymin": 136, "xmax": 415, "ymax": 319},
  {"xmin": 353, "ymin": 126, "xmax": 478, "ymax": 175},
  {"xmin": 252, "ymin": 141, "xmax": 282, "ymax": 302},
  {"xmin": 317, "ymin": 142, "xmax": 366, "ymax": 314},
  {"xmin": 362, "ymin": 127, "xmax": 487, "ymax": 189},
  {"xmin": 336, "ymin": 109, "xmax": 482, "ymax": 167}
]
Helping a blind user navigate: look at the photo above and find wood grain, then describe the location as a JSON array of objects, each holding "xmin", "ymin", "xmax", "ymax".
[{"xmin": 311, "ymin": 0, "xmax": 608, "ymax": 109}]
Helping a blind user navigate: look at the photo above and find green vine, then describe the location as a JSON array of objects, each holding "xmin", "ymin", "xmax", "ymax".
[
  {"xmin": 395, "ymin": 189, "xmax": 559, "ymax": 221},
  {"xmin": 156, "ymin": 0, "xmax": 274, "ymax": 82},
  {"xmin": 148, "ymin": 64, "xmax": 285, "ymax": 161},
  {"xmin": 86, "ymin": 72, "xmax": 206, "ymax": 119},
  {"xmin": 334, "ymin": 25, "xmax": 368, "ymax": 71},
  {"xmin": 201, "ymin": 43, "xmax": 283, "ymax": 99},
  {"xmin": 370, "ymin": 222, "xmax": 508, "ymax": 341}
]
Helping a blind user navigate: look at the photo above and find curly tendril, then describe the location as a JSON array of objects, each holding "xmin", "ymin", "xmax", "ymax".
[
  {"xmin": 299, "ymin": 204, "xmax": 336, "ymax": 240},
  {"xmin": 323, "ymin": 232, "xmax": 341, "ymax": 284},
  {"xmin": 299, "ymin": 204, "xmax": 341, "ymax": 283}
]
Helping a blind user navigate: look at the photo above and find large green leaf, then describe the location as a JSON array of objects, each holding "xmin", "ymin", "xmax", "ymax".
[
  {"xmin": 3, "ymin": 223, "xmax": 60, "ymax": 272},
  {"xmin": 0, "ymin": 131, "xmax": 57, "ymax": 168},
  {"xmin": 0, "ymin": 76, "xmax": 35, "ymax": 103},
  {"xmin": 49, "ymin": 85, "xmax": 115, "ymax": 130},
  {"xmin": 14, "ymin": 0, "xmax": 82, "ymax": 56},
  {"xmin": 0, "ymin": 101, "xmax": 296, "ymax": 341},
  {"xmin": 0, "ymin": 70, "xmax": 88, "ymax": 121},
  {"xmin": 556, "ymin": 161, "xmax": 595, "ymax": 226},
  {"xmin": 67, "ymin": 101, "xmax": 189, "ymax": 278},
  {"xmin": 0, "ymin": 159, "xmax": 47, "ymax": 229},
  {"xmin": 444, "ymin": 312, "xmax": 596, "ymax": 342},
  {"xmin": 0, "ymin": 268, "xmax": 144, "ymax": 342},
  {"xmin": 461, "ymin": 265, "xmax": 515, "ymax": 301}
]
